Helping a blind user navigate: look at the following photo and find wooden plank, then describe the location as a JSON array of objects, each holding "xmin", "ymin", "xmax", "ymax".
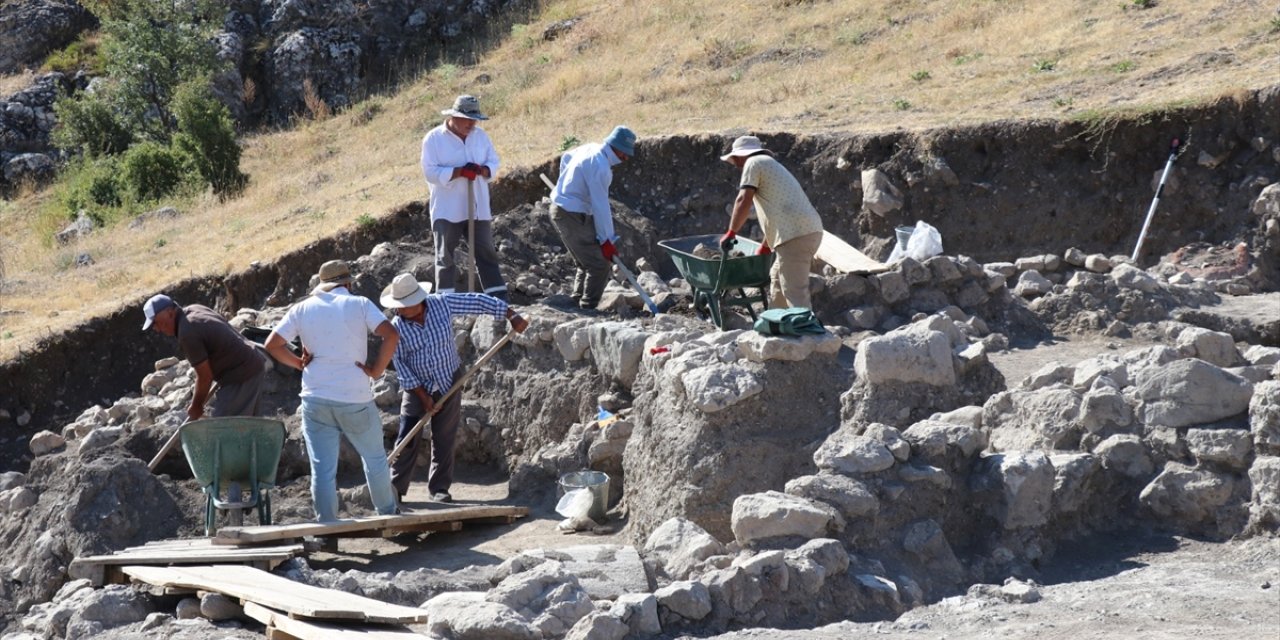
[
  {"xmin": 70, "ymin": 542, "xmax": 305, "ymax": 582},
  {"xmin": 244, "ymin": 602, "xmax": 424, "ymax": 640},
  {"xmin": 123, "ymin": 565, "xmax": 429, "ymax": 624},
  {"xmin": 214, "ymin": 505, "xmax": 528, "ymax": 545},
  {"xmin": 816, "ymin": 231, "xmax": 888, "ymax": 274}
]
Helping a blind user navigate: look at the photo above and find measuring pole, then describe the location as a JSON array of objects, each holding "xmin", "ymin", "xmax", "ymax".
[{"xmin": 1131, "ymin": 138, "xmax": 1182, "ymax": 262}]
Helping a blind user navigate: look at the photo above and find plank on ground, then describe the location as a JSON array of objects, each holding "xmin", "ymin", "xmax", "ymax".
[
  {"xmin": 214, "ymin": 504, "xmax": 528, "ymax": 545},
  {"xmin": 242, "ymin": 602, "xmax": 424, "ymax": 640},
  {"xmin": 816, "ymin": 231, "xmax": 888, "ymax": 274},
  {"xmin": 69, "ymin": 543, "xmax": 303, "ymax": 585},
  {"xmin": 122, "ymin": 565, "xmax": 429, "ymax": 624}
]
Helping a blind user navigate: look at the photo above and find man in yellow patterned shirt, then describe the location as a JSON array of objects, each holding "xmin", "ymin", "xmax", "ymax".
[{"xmin": 719, "ymin": 135, "xmax": 824, "ymax": 309}]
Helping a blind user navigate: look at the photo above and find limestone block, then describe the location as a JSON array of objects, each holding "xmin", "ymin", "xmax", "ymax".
[
  {"xmin": 1122, "ymin": 345, "xmax": 1183, "ymax": 382},
  {"xmin": 863, "ymin": 423, "xmax": 912, "ymax": 461},
  {"xmin": 731, "ymin": 491, "xmax": 838, "ymax": 546},
  {"xmin": 924, "ymin": 256, "xmax": 962, "ymax": 285},
  {"xmin": 1139, "ymin": 462, "xmax": 1235, "ymax": 527},
  {"xmin": 587, "ymin": 322, "xmax": 649, "ymax": 388},
  {"xmin": 65, "ymin": 585, "xmax": 154, "ymax": 638},
  {"xmin": 1072, "ymin": 356, "xmax": 1128, "ymax": 390},
  {"xmin": 1014, "ymin": 270, "xmax": 1052, "ymax": 298},
  {"xmin": 732, "ymin": 550, "xmax": 788, "ymax": 590},
  {"xmin": 784, "ymin": 474, "xmax": 879, "ymax": 519},
  {"xmin": 553, "ymin": 318, "xmax": 596, "ymax": 361},
  {"xmin": 424, "ymin": 591, "xmax": 539, "ymax": 640},
  {"xmin": 78, "ymin": 427, "xmax": 122, "ymax": 456},
  {"xmin": 1186, "ymin": 428, "xmax": 1253, "ymax": 470},
  {"xmin": 873, "ymin": 270, "xmax": 909, "ymax": 304},
  {"xmin": 1243, "ymin": 345, "xmax": 1280, "ymax": 366},
  {"xmin": 1084, "ymin": 254, "xmax": 1113, "ymax": 273},
  {"xmin": 901, "ymin": 420, "xmax": 987, "ymax": 464},
  {"xmin": 983, "ymin": 388, "xmax": 1082, "ymax": 452},
  {"xmin": 654, "ymin": 580, "xmax": 711, "ymax": 621},
  {"xmin": 1064, "ymin": 247, "xmax": 1086, "ymax": 266},
  {"xmin": 985, "ymin": 262, "xmax": 1017, "ymax": 277},
  {"xmin": 701, "ymin": 566, "xmax": 762, "ymax": 614},
  {"xmin": 0, "ymin": 471, "xmax": 24, "ymax": 492},
  {"xmin": 854, "ymin": 328, "xmax": 955, "ymax": 387},
  {"xmin": 897, "ymin": 462, "xmax": 951, "ymax": 489},
  {"xmin": 813, "ymin": 428, "xmax": 896, "ymax": 475},
  {"xmin": 1095, "ymin": 434, "xmax": 1154, "ymax": 478},
  {"xmin": 1175, "ymin": 327, "xmax": 1241, "ymax": 368},
  {"xmin": 1049, "ymin": 453, "xmax": 1100, "ymax": 514},
  {"xmin": 198, "ymin": 593, "xmax": 242, "ymax": 621},
  {"xmin": 1246, "ymin": 456, "xmax": 1280, "ymax": 531},
  {"xmin": 564, "ymin": 611, "xmax": 628, "ymax": 640},
  {"xmin": 1136, "ymin": 359, "xmax": 1253, "ymax": 428},
  {"xmin": 1081, "ymin": 385, "xmax": 1132, "ymax": 433},
  {"xmin": 1014, "ymin": 256, "xmax": 1046, "ymax": 272},
  {"xmin": 644, "ymin": 518, "xmax": 726, "ymax": 580},
  {"xmin": 680, "ymin": 363, "xmax": 763, "ymax": 413},
  {"xmin": 1111, "ymin": 263, "xmax": 1159, "ymax": 293},
  {"xmin": 844, "ymin": 305, "xmax": 880, "ymax": 330},
  {"xmin": 174, "ymin": 598, "xmax": 202, "ymax": 620},
  {"xmin": 786, "ymin": 538, "xmax": 849, "ymax": 577},
  {"xmin": 954, "ymin": 280, "xmax": 989, "ymax": 308},
  {"xmin": 901, "ymin": 519, "xmax": 963, "ymax": 580},
  {"xmin": 929, "ymin": 405, "xmax": 984, "ymax": 429},
  {"xmin": 1251, "ymin": 381, "xmax": 1280, "ymax": 455},
  {"xmin": 29, "ymin": 431, "xmax": 64, "ymax": 456},
  {"xmin": 861, "ymin": 168, "xmax": 903, "ymax": 215},
  {"xmin": 980, "ymin": 451, "xmax": 1054, "ymax": 529},
  {"xmin": 736, "ymin": 331, "xmax": 840, "ymax": 362}
]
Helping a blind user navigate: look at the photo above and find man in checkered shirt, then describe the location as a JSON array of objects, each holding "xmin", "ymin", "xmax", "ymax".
[{"xmin": 380, "ymin": 273, "xmax": 528, "ymax": 503}]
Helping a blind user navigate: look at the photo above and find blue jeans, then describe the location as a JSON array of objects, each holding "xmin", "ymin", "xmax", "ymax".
[{"xmin": 300, "ymin": 397, "xmax": 398, "ymax": 522}]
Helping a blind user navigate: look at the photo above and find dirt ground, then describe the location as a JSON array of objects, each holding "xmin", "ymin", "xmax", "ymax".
[{"xmin": 697, "ymin": 533, "xmax": 1280, "ymax": 640}]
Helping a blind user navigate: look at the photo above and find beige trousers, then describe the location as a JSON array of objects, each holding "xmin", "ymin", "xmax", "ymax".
[{"xmin": 769, "ymin": 231, "xmax": 822, "ymax": 309}]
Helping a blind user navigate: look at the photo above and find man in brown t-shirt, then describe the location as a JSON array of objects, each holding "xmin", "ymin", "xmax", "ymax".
[{"xmin": 143, "ymin": 294, "xmax": 269, "ymax": 420}]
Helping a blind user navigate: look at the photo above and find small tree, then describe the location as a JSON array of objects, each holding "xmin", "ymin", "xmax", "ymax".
[
  {"xmin": 172, "ymin": 79, "xmax": 246, "ymax": 196},
  {"xmin": 51, "ymin": 91, "xmax": 133, "ymax": 157},
  {"xmin": 120, "ymin": 141, "xmax": 188, "ymax": 201}
]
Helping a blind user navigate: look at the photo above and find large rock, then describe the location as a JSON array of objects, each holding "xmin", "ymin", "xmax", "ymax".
[
  {"xmin": 493, "ymin": 545, "xmax": 650, "ymax": 601},
  {"xmin": 1186, "ymin": 428, "xmax": 1253, "ymax": 470},
  {"xmin": 861, "ymin": 168, "xmax": 903, "ymax": 215},
  {"xmin": 983, "ymin": 388, "xmax": 1083, "ymax": 451},
  {"xmin": 901, "ymin": 420, "xmax": 987, "ymax": 469},
  {"xmin": 1251, "ymin": 380, "xmax": 1280, "ymax": 456},
  {"xmin": 423, "ymin": 592, "xmax": 539, "ymax": 640},
  {"xmin": 644, "ymin": 518, "xmax": 726, "ymax": 580},
  {"xmin": 854, "ymin": 328, "xmax": 956, "ymax": 387},
  {"xmin": 63, "ymin": 584, "xmax": 154, "ymax": 639},
  {"xmin": 486, "ymin": 561, "xmax": 594, "ymax": 638},
  {"xmin": 1139, "ymin": 462, "xmax": 1235, "ymax": 529},
  {"xmin": 737, "ymin": 331, "xmax": 841, "ymax": 363},
  {"xmin": 1080, "ymin": 384, "xmax": 1132, "ymax": 433},
  {"xmin": 564, "ymin": 610, "xmax": 628, "ymax": 640},
  {"xmin": 553, "ymin": 318, "xmax": 595, "ymax": 361},
  {"xmin": 587, "ymin": 322, "xmax": 649, "ymax": 389},
  {"xmin": 654, "ymin": 580, "xmax": 712, "ymax": 622},
  {"xmin": 784, "ymin": 474, "xmax": 879, "ymax": 521},
  {"xmin": 680, "ymin": 363, "xmax": 763, "ymax": 413},
  {"xmin": 1095, "ymin": 434, "xmax": 1154, "ymax": 478},
  {"xmin": 1049, "ymin": 453, "xmax": 1101, "ymax": 514},
  {"xmin": 901, "ymin": 519, "xmax": 964, "ymax": 583},
  {"xmin": 1246, "ymin": 456, "xmax": 1280, "ymax": 532},
  {"xmin": 812, "ymin": 426, "xmax": 896, "ymax": 475},
  {"xmin": 0, "ymin": 1, "xmax": 95, "ymax": 74},
  {"xmin": 1175, "ymin": 327, "xmax": 1241, "ymax": 367},
  {"xmin": 730, "ymin": 491, "xmax": 838, "ymax": 546},
  {"xmin": 1136, "ymin": 359, "xmax": 1254, "ymax": 428},
  {"xmin": 975, "ymin": 451, "xmax": 1055, "ymax": 529},
  {"xmin": 608, "ymin": 593, "xmax": 660, "ymax": 637}
]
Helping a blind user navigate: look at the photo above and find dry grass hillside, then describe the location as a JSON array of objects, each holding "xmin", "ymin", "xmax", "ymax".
[{"xmin": 0, "ymin": 0, "xmax": 1276, "ymax": 359}]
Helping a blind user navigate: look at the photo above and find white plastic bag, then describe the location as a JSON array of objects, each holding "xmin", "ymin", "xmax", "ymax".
[
  {"xmin": 555, "ymin": 488, "xmax": 594, "ymax": 520},
  {"xmin": 888, "ymin": 220, "xmax": 944, "ymax": 262}
]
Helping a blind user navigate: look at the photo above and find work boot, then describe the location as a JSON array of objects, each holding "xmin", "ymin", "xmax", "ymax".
[{"xmin": 430, "ymin": 492, "xmax": 453, "ymax": 503}]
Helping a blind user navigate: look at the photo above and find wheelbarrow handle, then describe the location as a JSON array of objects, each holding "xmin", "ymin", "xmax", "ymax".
[{"xmin": 148, "ymin": 419, "xmax": 192, "ymax": 472}]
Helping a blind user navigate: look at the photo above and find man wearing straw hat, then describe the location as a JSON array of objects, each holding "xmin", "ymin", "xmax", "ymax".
[
  {"xmin": 718, "ymin": 135, "xmax": 824, "ymax": 310},
  {"xmin": 549, "ymin": 125, "xmax": 637, "ymax": 310},
  {"xmin": 380, "ymin": 273, "xmax": 527, "ymax": 503},
  {"xmin": 421, "ymin": 94, "xmax": 508, "ymax": 299},
  {"xmin": 263, "ymin": 260, "xmax": 400, "ymax": 522}
]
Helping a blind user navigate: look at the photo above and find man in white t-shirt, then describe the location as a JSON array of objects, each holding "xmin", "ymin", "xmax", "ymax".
[{"xmin": 264, "ymin": 260, "xmax": 400, "ymax": 521}]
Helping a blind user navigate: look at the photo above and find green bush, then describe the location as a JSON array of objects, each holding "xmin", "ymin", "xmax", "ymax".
[
  {"xmin": 120, "ymin": 142, "xmax": 188, "ymax": 201},
  {"xmin": 54, "ymin": 157, "xmax": 124, "ymax": 222},
  {"xmin": 43, "ymin": 35, "xmax": 105, "ymax": 75},
  {"xmin": 171, "ymin": 80, "xmax": 247, "ymax": 196},
  {"xmin": 52, "ymin": 92, "xmax": 133, "ymax": 157}
]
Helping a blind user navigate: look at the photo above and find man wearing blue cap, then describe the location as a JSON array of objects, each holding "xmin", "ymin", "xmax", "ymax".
[
  {"xmin": 550, "ymin": 125, "xmax": 636, "ymax": 310},
  {"xmin": 143, "ymin": 294, "xmax": 269, "ymax": 420}
]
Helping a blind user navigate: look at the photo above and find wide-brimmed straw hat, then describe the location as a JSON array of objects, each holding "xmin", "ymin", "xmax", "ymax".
[
  {"xmin": 720, "ymin": 135, "xmax": 774, "ymax": 163},
  {"xmin": 441, "ymin": 94, "xmax": 488, "ymax": 121},
  {"xmin": 380, "ymin": 273, "xmax": 433, "ymax": 308},
  {"xmin": 314, "ymin": 260, "xmax": 353, "ymax": 293}
]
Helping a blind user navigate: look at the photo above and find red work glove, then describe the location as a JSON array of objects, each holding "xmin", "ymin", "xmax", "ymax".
[
  {"xmin": 459, "ymin": 164, "xmax": 478, "ymax": 181},
  {"xmin": 719, "ymin": 230, "xmax": 736, "ymax": 251},
  {"xmin": 600, "ymin": 239, "xmax": 619, "ymax": 261},
  {"xmin": 756, "ymin": 243, "xmax": 772, "ymax": 256}
]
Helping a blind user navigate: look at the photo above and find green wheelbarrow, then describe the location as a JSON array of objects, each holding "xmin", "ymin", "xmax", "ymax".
[
  {"xmin": 658, "ymin": 234, "xmax": 774, "ymax": 329},
  {"xmin": 179, "ymin": 417, "xmax": 286, "ymax": 536}
]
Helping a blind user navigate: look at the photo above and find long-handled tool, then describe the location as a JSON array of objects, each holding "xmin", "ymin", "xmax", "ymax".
[
  {"xmin": 388, "ymin": 328, "xmax": 518, "ymax": 464},
  {"xmin": 467, "ymin": 178, "xmax": 477, "ymax": 293},
  {"xmin": 1131, "ymin": 137, "xmax": 1183, "ymax": 262},
  {"xmin": 538, "ymin": 173, "xmax": 659, "ymax": 315},
  {"xmin": 148, "ymin": 382, "xmax": 220, "ymax": 472}
]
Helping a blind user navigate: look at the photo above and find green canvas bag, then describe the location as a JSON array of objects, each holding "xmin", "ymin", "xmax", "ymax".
[{"xmin": 753, "ymin": 307, "xmax": 826, "ymax": 336}]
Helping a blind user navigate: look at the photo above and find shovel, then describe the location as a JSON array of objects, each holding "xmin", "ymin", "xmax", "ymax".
[
  {"xmin": 1130, "ymin": 137, "xmax": 1183, "ymax": 262},
  {"xmin": 539, "ymin": 173, "xmax": 659, "ymax": 315},
  {"xmin": 388, "ymin": 328, "xmax": 518, "ymax": 464},
  {"xmin": 148, "ymin": 382, "xmax": 219, "ymax": 472}
]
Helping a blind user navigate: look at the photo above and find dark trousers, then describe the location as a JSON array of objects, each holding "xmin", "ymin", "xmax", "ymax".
[
  {"xmin": 432, "ymin": 218, "xmax": 507, "ymax": 295},
  {"xmin": 390, "ymin": 380, "xmax": 463, "ymax": 497},
  {"xmin": 550, "ymin": 204, "xmax": 611, "ymax": 307}
]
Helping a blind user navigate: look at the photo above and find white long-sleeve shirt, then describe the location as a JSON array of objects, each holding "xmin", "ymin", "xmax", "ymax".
[
  {"xmin": 550, "ymin": 142, "xmax": 620, "ymax": 244},
  {"xmin": 420, "ymin": 123, "xmax": 501, "ymax": 223}
]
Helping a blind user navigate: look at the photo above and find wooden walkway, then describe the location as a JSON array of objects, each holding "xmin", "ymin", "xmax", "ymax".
[
  {"xmin": 213, "ymin": 504, "xmax": 529, "ymax": 546},
  {"xmin": 124, "ymin": 565, "xmax": 428, "ymax": 624},
  {"xmin": 243, "ymin": 602, "xmax": 422, "ymax": 640},
  {"xmin": 69, "ymin": 538, "xmax": 306, "ymax": 586}
]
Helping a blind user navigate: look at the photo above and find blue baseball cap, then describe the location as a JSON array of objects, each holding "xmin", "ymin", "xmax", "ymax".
[
  {"xmin": 142, "ymin": 294, "xmax": 176, "ymax": 330},
  {"xmin": 604, "ymin": 126, "xmax": 636, "ymax": 157}
]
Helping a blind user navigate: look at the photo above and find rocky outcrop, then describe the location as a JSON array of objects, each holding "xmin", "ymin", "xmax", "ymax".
[{"xmin": 0, "ymin": 1, "xmax": 95, "ymax": 74}]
